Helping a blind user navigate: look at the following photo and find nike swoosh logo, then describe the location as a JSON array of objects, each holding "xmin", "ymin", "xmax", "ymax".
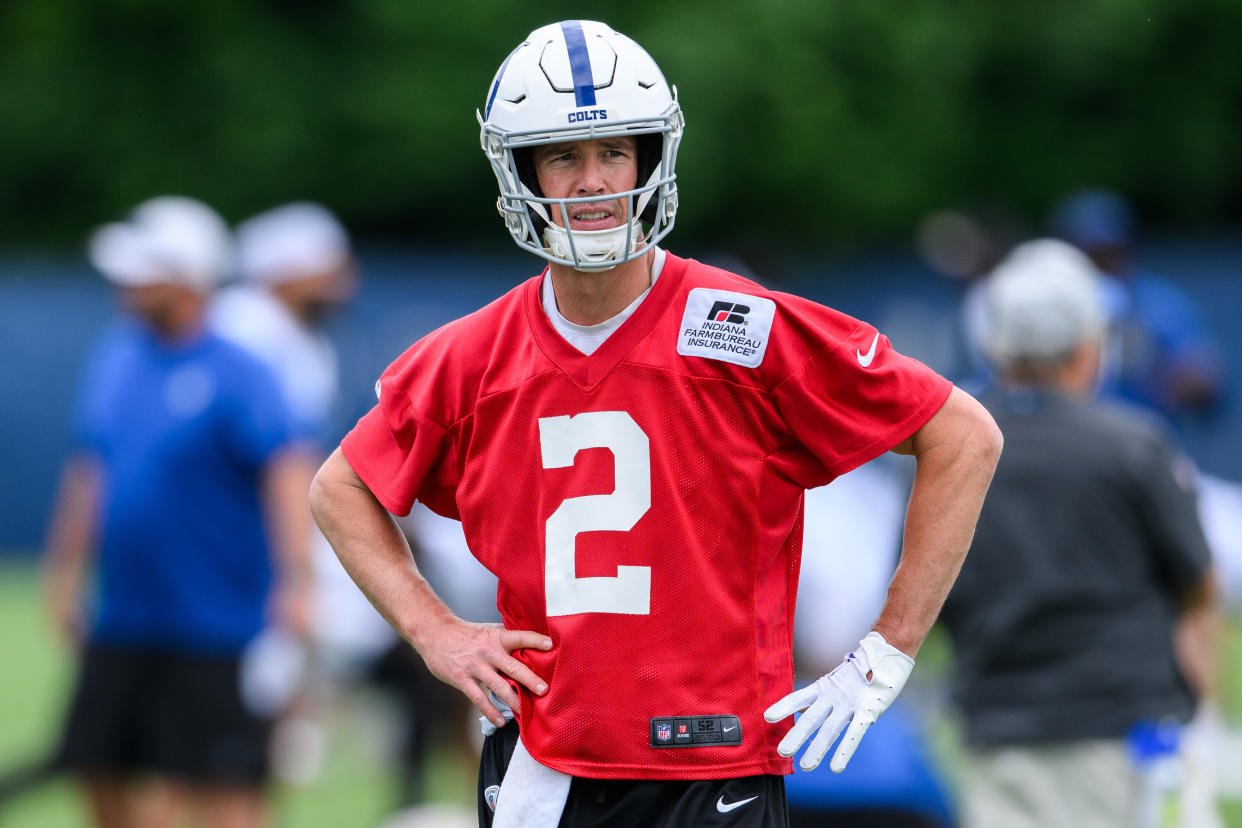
[
  {"xmin": 722, "ymin": 725, "xmax": 737, "ymax": 733},
  {"xmin": 856, "ymin": 333, "xmax": 880, "ymax": 367},
  {"xmin": 717, "ymin": 795, "xmax": 759, "ymax": 813}
]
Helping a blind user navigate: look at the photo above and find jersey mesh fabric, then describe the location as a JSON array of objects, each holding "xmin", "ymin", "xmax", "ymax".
[{"xmin": 342, "ymin": 254, "xmax": 950, "ymax": 779}]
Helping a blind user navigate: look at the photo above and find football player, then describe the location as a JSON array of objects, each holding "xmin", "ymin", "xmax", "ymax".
[{"xmin": 310, "ymin": 20, "xmax": 1002, "ymax": 828}]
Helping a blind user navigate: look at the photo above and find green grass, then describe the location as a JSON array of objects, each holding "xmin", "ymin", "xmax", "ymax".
[
  {"xmin": 4, "ymin": 560, "xmax": 1242, "ymax": 826},
  {"xmin": 0, "ymin": 561, "xmax": 475, "ymax": 828},
  {"xmin": 0, "ymin": 559, "xmax": 78, "ymax": 827},
  {"xmin": 1220, "ymin": 622, "xmax": 1242, "ymax": 826}
]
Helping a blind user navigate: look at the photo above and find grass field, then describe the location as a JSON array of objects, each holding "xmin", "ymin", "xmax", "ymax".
[
  {"xmin": 3, "ymin": 559, "xmax": 1242, "ymax": 826},
  {"xmin": 0, "ymin": 561, "xmax": 475, "ymax": 827}
]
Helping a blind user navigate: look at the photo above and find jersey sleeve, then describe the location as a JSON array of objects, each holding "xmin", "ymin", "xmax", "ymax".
[
  {"xmin": 769, "ymin": 297, "xmax": 952, "ymax": 482},
  {"xmin": 339, "ymin": 343, "xmax": 458, "ymax": 518}
]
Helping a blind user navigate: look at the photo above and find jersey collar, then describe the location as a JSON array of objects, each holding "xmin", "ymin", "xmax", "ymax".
[{"xmin": 524, "ymin": 253, "xmax": 688, "ymax": 389}]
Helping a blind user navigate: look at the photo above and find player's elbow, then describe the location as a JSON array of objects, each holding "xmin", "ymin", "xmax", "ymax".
[
  {"xmin": 956, "ymin": 387, "xmax": 1003, "ymax": 458},
  {"xmin": 308, "ymin": 448, "xmax": 353, "ymax": 529},
  {"xmin": 307, "ymin": 466, "xmax": 330, "ymax": 533},
  {"xmin": 922, "ymin": 387, "xmax": 1004, "ymax": 473},
  {"xmin": 973, "ymin": 406, "xmax": 1004, "ymax": 472}
]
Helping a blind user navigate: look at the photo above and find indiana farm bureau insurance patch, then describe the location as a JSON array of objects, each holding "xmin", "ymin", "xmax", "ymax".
[{"xmin": 677, "ymin": 288, "xmax": 776, "ymax": 368}]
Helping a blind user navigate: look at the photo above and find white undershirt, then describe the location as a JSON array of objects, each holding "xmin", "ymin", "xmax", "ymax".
[{"xmin": 541, "ymin": 247, "xmax": 667, "ymax": 355}]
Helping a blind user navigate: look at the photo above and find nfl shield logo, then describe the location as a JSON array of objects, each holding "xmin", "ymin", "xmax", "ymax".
[{"xmin": 657, "ymin": 724, "xmax": 671, "ymax": 742}]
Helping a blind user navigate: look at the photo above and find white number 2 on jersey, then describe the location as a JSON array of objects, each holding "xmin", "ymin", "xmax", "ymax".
[{"xmin": 538, "ymin": 411, "xmax": 651, "ymax": 617}]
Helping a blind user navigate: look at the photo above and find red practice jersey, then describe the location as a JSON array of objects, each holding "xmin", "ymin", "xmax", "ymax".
[{"xmin": 342, "ymin": 254, "xmax": 951, "ymax": 780}]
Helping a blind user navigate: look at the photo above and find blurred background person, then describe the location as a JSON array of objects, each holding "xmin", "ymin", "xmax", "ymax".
[
  {"xmin": 1050, "ymin": 188, "xmax": 1225, "ymax": 427},
  {"xmin": 212, "ymin": 202, "xmax": 356, "ymax": 450},
  {"xmin": 938, "ymin": 239, "xmax": 1221, "ymax": 828},
  {"xmin": 210, "ymin": 203, "xmax": 492, "ymax": 821},
  {"xmin": 209, "ymin": 201, "xmax": 386, "ymax": 789},
  {"xmin": 1048, "ymin": 189, "xmax": 1242, "ymax": 621},
  {"xmin": 43, "ymin": 196, "xmax": 312, "ymax": 828},
  {"xmin": 786, "ymin": 459, "xmax": 955, "ymax": 828},
  {"xmin": 914, "ymin": 198, "xmax": 1031, "ymax": 392}
]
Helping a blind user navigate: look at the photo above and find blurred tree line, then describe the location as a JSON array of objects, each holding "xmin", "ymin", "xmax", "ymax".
[{"xmin": 1, "ymin": 0, "xmax": 1240, "ymax": 249}]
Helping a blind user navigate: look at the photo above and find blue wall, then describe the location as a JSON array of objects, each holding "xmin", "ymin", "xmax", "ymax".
[{"xmin": 3, "ymin": 241, "xmax": 1238, "ymax": 553}]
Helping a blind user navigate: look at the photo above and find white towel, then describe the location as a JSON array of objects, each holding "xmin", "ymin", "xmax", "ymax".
[{"xmin": 492, "ymin": 735, "xmax": 572, "ymax": 828}]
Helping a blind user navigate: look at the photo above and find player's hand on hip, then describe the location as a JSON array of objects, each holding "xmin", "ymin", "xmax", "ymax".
[
  {"xmin": 418, "ymin": 618, "xmax": 553, "ymax": 728},
  {"xmin": 764, "ymin": 631, "xmax": 914, "ymax": 773}
]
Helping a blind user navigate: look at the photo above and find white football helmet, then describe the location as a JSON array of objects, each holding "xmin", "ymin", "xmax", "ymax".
[{"xmin": 478, "ymin": 20, "xmax": 684, "ymax": 271}]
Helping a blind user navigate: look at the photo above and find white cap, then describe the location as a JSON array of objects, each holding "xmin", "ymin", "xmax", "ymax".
[
  {"xmin": 88, "ymin": 196, "xmax": 232, "ymax": 293},
  {"xmin": 985, "ymin": 238, "xmax": 1106, "ymax": 363},
  {"xmin": 234, "ymin": 202, "xmax": 350, "ymax": 285}
]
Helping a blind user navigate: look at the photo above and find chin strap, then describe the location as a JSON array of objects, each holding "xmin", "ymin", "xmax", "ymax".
[
  {"xmin": 542, "ymin": 218, "xmax": 643, "ymax": 271},
  {"xmin": 528, "ymin": 166, "xmax": 662, "ymax": 270}
]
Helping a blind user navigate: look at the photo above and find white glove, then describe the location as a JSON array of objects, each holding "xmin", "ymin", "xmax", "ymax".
[{"xmin": 764, "ymin": 630, "xmax": 914, "ymax": 773}]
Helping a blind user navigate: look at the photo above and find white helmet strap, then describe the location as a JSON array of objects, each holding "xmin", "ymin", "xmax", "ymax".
[
  {"xmin": 634, "ymin": 165, "xmax": 660, "ymax": 223},
  {"xmin": 526, "ymin": 165, "xmax": 661, "ymax": 271},
  {"xmin": 542, "ymin": 218, "xmax": 643, "ymax": 272}
]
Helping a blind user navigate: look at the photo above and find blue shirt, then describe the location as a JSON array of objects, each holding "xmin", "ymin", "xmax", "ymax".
[
  {"xmin": 1099, "ymin": 271, "xmax": 1222, "ymax": 422},
  {"xmin": 75, "ymin": 320, "xmax": 293, "ymax": 652}
]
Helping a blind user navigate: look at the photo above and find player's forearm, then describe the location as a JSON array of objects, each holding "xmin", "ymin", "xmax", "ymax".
[
  {"xmin": 43, "ymin": 456, "xmax": 101, "ymax": 585},
  {"xmin": 43, "ymin": 456, "xmax": 103, "ymax": 640},
  {"xmin": 1175, "ymin": 571, "xmax": 1222, "ymax": 702},
  {"xmin": 263, "ymin": 448, "xmax": 318, "ymax": 586},
  {"xmin": 309, "ymin": 448, "xmax": 456, "ymax": 645},
  {"xmin": 875, "ymin": 388, "xmax": 1002, "ymax": 656}
]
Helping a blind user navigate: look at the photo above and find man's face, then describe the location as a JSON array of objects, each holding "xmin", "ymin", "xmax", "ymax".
[
  {"xmin": 533, "ymin": 137, "xmax": 639, "ymax": 231},
  {"xmin": 274, "ymin": 263, "xmax": 358, "ymax": 326},
  {"xmin": 119, "ymin": 281, "xmax": 201, "ymax": 332},
  {"xmin": 1084, "ymin": 243, "xmax": 1129, "ymax": 279}
]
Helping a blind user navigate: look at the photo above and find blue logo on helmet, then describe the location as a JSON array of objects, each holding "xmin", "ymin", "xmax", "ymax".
[{"xmin": 568, "ymin": 109, "xmax": 608, "ymax": 124}]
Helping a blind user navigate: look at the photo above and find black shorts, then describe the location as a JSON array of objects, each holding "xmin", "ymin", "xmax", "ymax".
[
  {"xmin": 479, "ymin": 720, "xmax": 788, "ymax": 828},
  {"xmin": 56, "ymin": 642, "xmax": 270, "ymax": 786}
]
